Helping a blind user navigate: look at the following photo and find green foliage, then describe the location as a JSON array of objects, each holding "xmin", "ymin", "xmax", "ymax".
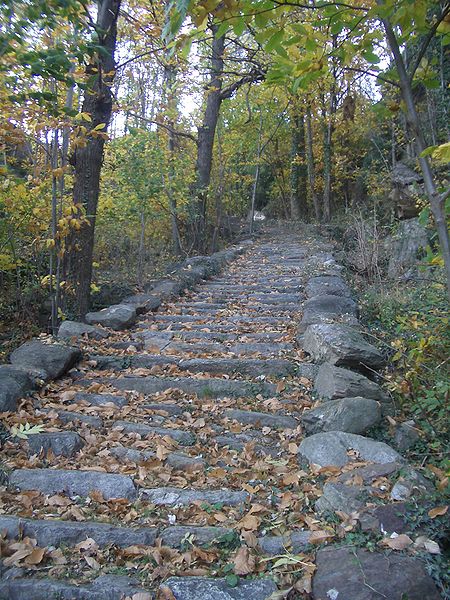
[{"xmin": 10, "ymin": 422, "xmax": 45, "ymax": 439}]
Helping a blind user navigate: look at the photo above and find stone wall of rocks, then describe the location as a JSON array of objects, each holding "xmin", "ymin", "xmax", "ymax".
[{"xmin": 0, "ymin": 242, "xmax": 252, "ymax": 414}]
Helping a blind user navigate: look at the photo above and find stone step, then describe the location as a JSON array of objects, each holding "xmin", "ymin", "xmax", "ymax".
[
  {"xmin": 0, "ymin": 575, "xmax": 149, "ymax": 600},
  {"xmin": 0, "ymin": 515, "xmax": 158, "ymax": 548},
  {"xmin": 110, "ymin": 445, "xmax": 204, "ymax": 470},
  {"xmin": 225, "ymin": 409, "xmax": 298, "ymax": 429},
  {"xmin": 8, "ymin": 468, "xmax": 137, "ymax": 500},
  {"xmin": 25, "ymin": 431, "xmax": 85, "ymax": 457},
  {"xmin": 42, "ymin": 408, "xmax": 103, "ymax": 429},
  {"xmin": 112, "ymin": 421, "xmax": 196, "ymax": 446},
  {"xmin": 161, "ymin": 577, "xmax": 277, "ymax": 599},
  {"xmin": 141, "ymin": 487, "xmax": 249, "ymax": 506},
  {"xmin": 97, "ymin": 375, "xmax": 276, "ymax": 398},
  {"xmin": 160, "ymin": 525, "xmax": 231, "ymax": 548},
  {"xmin": 214, "ymin": 433, "xmax": 278, "ymax": 456},
  {"xmin": 73, "ymin": 392, "xmax": 128, "ymax": 408},
  {"xmin": 91, "ymin": 354, "xmax": 297, "ymax": 377}
]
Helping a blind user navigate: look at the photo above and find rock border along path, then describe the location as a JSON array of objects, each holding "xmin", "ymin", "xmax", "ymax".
[{"xmin": 0, "ymin": 224, "xmax": 443, "ymax": 599}]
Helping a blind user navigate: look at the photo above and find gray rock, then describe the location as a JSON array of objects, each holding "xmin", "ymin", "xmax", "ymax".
[
  {"xmin": 298, "ymin": 431, "xmax": 402, "ymax": 468},
  {"xmin": 315, "ymin": 482, "xmax": 368, "ymax": 513},
  {"xmin": 85, "ymin": 304, "xmax": 136, "ymax": 330},
  {"xmin": 161, "ymin": 576, "xmax": 277, "ymax": 600},
  {"xmin": 138, "ymin": 331, "xmax": 174, "ymax": 351},
  {"xmin": 149, "ymin": 278, "xmax": 184, "ymax": 299},
  {"xmin": 161, "ymin": 526, "xmax": 230, "ymax": 548},
  {"xmin": 312, "ymin": 545, "xmax": 441, "ymax": 600},
  {"xmin": 314, "ymin": 363, "xmax": 391, "ymax": 406},
  {"xmin": 0, "ymin": 574, "xmax": 149, "ymax": 600},
  {"xmin": 390, "ymin": 467, "xmax": 433, "ymax": 501},
  {"xmin": 113, "ymin": 421, "xmax": 195, "ymax": 446},
  {"xmin": 122, "ymin": 293, "xmax": 161, "ymax": 314},
  {"xmin": 9, "ymin": 340, "xmax": 81, "ymax": 380},
  {"xmin": 26, "ymin": 432, "xmax": 85, "ymax": 457},
  {"xmin": 257, "ymin": 530, "xmax": 311, "ymax": 555},
  {"xmin": 298, "ymin": 310, "xmax": 360, "ymax": 333},
  {"xmin": 141, "ymin": 487, "xmax": 248, "ymax": 507},
  {"xmin": 109, "ymin": 376, "xmax": 275, "ymax": 399},
  {"xmin": 9, "ymin": 468, "xmax": 137, "ymax": 500},
  {"xmin": 214, "ymin": 434, "xmax": 277, "ymax": 456},
  {"xmin": 387, "ymin": 218, "xmax": 428, "ymax": 279},
  {"xmin": 0, "ymin": 364, "xmax": 41, "ymax": 390},
  {"xmin": 303, "ymin": 294, "xmax": 358, "ymax": 317},
  {"xmin": 359, "ymin": 502, "xmax": 411, "ymax": 535},
  {"xmin": 110, "ymin": 445, "xmax": 204, "ymax": 471},
  {"xmin": 300, "ymin": 324, "xmax": 385, "ymax": 370},
  {"xmin": 142, "ymin": 402, "xmax": 185, "ymax": 416},
  {"xmin": 394, "ymin": 420, "xmax": 420, "ymax": 451},
  {"xmin": 0, "ymin": 515, "xmax": 157, "ymax": 548},
  {"xmin": 0, "ymin": 377, "xmax": 25, "ymax": 412},
  {"xmin": 58, "ymin": 320, "xmax": 108, "ymax": 341},
  {"xmin": 74, "ymin": 392, "xmax": 128, "ymax": 408},
  {"xmin": 178, "ymin": 358, "xmax": 297, "ymax": 377},
  {"xmin": 225, "ymin": 409, "xmax": 297, "ymax": 429},
  {"xmin": 337, "ymin": 462, "xmax": 400, "ymax": 486},
  {"xmin": 44, "ymin": 409, "xmax": 102, "ymax": 428},
  {"xmin": 301, "ymin": 397, "xmax": 381, "ymax": 435},
  {"xmin": 305, "ymin": 275, "xmax": 351, "ymax": 298}
]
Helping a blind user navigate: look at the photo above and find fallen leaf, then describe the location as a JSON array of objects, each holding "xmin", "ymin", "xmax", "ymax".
[
  {"xmin": 428, "ymin": 505, "xmax": 448, "ymax": 519},
  {"xmin": 85, "ymin": 555, "xmax": 100, "ymax": 569},
  {"xmin": 24, "ymin": 547, "xmax": 46, "ymax": 565},
  {"xmin": 308, "ymin": 530, "xmax": 334, "ymax": 545},
  {"xmin": 381, "ymin": 534, "xmax": 413, "ymax": 550},
  {"xmin": 233, "ymin": 546, "xmax": 256, "ymax": 575}
]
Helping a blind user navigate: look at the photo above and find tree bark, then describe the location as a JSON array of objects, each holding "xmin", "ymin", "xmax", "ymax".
[
  {"xmin": 190, "ymin": 27, "xmax": 225, "ymax": 253},
  {"xmin": 381, "ymin": 15, "xmax": 450, "ymax": 298},
  {"xmin": 66, "ymin": 0, "xmax": 121, "ymax": 318},
  {"xmin": 290, "ymin": 108, "xmax": 307, "ymax": 221},
  {"xmin": 306, "ymin": 105, "xmax": 320, "ymax": 221}
]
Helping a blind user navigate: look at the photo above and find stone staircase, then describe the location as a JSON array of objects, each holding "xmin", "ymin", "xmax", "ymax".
[{"xmin": 0, "ymin": 224, "xmax": 443, "ymax": 599}]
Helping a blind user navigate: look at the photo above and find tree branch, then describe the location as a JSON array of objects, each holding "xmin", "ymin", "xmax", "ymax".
[
  {"xmin": 220, "ymin": 68, "xmax": 266, "ymax": 100},
  {"xmin": 125, "ymin": 111, "xmax": 197, "ymax": 142}
]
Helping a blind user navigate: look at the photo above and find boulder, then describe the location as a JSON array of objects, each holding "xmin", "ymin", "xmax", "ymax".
[
  {"xmin": 394, "ymin": 420, "xmax": 420, "ymax": 451},
  {"xmin": 58, "ymin": 320, "xmax": 108, "ymax": 341},
  {"xmin": 121, "ymin": 293, "xmax": 161, "ymax": 314},
  {"xmin": 9, "ymin": 340, "xmax": 81, "ymax": 380},
  {"xmin": 225, "ymin": 409, "xmax": 298, "ymax": 429},
  {"xmin": 314, "ymin": 363, "xmax": 391, "ymax": 406},
  {"xmin": 298, "ymin": 431, "xmax": 402, "ymax": 468},
  {"xmin": 257, "ymin": 531, "xmax": 311, "ymax": 556},
  {"xmin": 26, "ymin": 432, "xmax": 85, "ymax": 457},
  {"xmin": 85, "ymin": 304, "xmax": 136, "ymax": 330},
  {"xmin": 0, "ymin": 365, "xmax": 40, "ymax": 412},
  {"xmin": 301, "ymin": 397, "xmax": 381, "ymax": 435},
  {"xmin": 148, "ymin": 278, "xmax": 184, "ymax": 299},
  {"xmin": 387, "ymin": 218, "xmax": 428, "ymax": 279},
  {"xmin": 305, "ymin": 275, "xmax": 351, "ymax": 298},
  {"xmin": 300, "ymin": 324, "xmax": 385, "ymax": 370},
  {"xmin": 315, "ymin": 482, "xmax": 368, "ymax": 514},
  {"xmin": 312, "ymin": 545, "xmax": 441, "ymax": 600},
  {"xmin": 161, "ymin": 577, "xmax": 277, "ymax": 600}
]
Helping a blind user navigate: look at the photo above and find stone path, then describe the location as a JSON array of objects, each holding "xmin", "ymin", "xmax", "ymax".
[{"xmin": 0, "ymin": 224, "xmax": 443, "ymax": 599}]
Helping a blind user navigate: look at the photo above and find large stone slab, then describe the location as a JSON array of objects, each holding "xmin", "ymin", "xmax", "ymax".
[
  {"xmin": 0, "ymin": 515, "xmax": 157, "ymax": 548},
  {"xmin": 300, "ymin": 324, "xmax": 385, "ymax": 370},
  {"xmin": 225, "ymin": 409, "xmax": 297, "ymax": 429},
  {"xmin": 58, "ymin": 320, "xmax": 109, "ymax": 341},
  {"xmin": 109, "ymin": 376, "xmax": 276, "ymax": 399},
  {"xmin": 312, "ymin": 546, "xmax": 441, "ymax": 600},
  {"xmin": 85, "ymin": 304, "xmax": 136, "ymax": 330},
  {"xmin": 0, "ymin": 574, "xmax": 149, "ymax": 600},
  {"xmin": 26, "ymin": 431, "xmax": 85, "ymax": 457},
  {"xmin": 161, "ymin": 576, "xmax": 277, "ymax": 599},
  {"xmin": 257, "ymin": 530, "xmax": 311, "ymax": 556},
  {"xmin": 141, "ymin": 487, "xmax": 248, "ymax": 507},
  {"xmin": 122, "ymin": 293, "xmax": 161, "ymax": 314},
  {"xmin": 110, "ymin": 445, "xmax": 204, "ymax": 471},
  {"xmin": 301, "ymin": 397, "xmax": 381, "ymax": 435},
  {"xmin": 9, "ymin": 340, "xmax": 81, "ymax": 380},
  {"xmin": 161, "ymin": 526, "xmax": 230, "ymax": 548},
  {"xmin": 298, "ymin": 431, "xmax": 402, "ymax": 468},
  {"xmin": 305, "ymin": 275, "xmax": 351, "ymax": 298},
  {"xmin": 74, "ymin": 392, "xmax": 128, "ymax": 408},
  {"xmin": 314, "ymin": 363, "xmax": 390, "ymax": 404},
  {"xmin": 9, "ymin": 468, "xmax": 137, "ymax": 500},
  {"xmin": 43, "ymin": 409, "xmax": 102, "ymax": 428},
  {"xmin": 112, "ymin": 421, "xmax": 195, "ymax": 446},
  {"xmin": 0, "ymin": 365, "xmax": 39, "ymax": 412}
]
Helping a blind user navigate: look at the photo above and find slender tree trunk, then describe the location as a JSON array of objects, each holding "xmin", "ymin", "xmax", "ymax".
[
  {"xmin": 212, "ymin": 118, "xmax": 225, "ymax": 252},
  {"xmin": 66, "ymin": 0, "xmax": 121, "ymax": 318},
  {"xmin": 191, "ymin": 26, "xmax": 225, "ymax": 253},
  {"xmin": 290, "ymin": 108, "xmax": 307, "ymax": 221},
  {"xmin": 249, "ymin": 111, "xmax": 263, "ymax": 234},
  {"xmin": 306, "ymin": 105, "xmax": 320, "ymax": 221},
  {"xmin": 382, "ymin": 16, "xmax": 450, "ymax": 298},
  {"xmin": 137, "ymin": 209, "xmax": 145, "ymax": 285}
]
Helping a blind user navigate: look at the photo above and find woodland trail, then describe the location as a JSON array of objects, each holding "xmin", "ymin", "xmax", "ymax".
[{"xmin": 0, "ymin": 224, "xmax": 444, "ymax": 599}]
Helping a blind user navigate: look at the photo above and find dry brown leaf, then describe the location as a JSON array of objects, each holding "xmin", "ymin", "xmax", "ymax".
[
  {"xmin": 428, "ymin": 505, "xmax": 448, "ymax": 518},
  {"xmin": 238, "ymin": 514, "xmax": 260, "ymax": 531},
  {"xmin": 85, "ymin": 555, "xmax": 100, "ymax": 569},
  {"xmin": 308, "ymin": 530, "xmax": 334, "ymax": 545},
  {"xmin": 233, "ymin": 546, "xmax": 256, "ymax": 575},
  {"xmin": 24, "ymin": 547, "xmax": 46, "ymax": 565},
  {"xmin": 130, "ymin": 593, "xmax": 152, "ymax": 600},
  {"xmin": 158, "ymin": 586, "xmax": 176, "ymax": 600},
  {"xmin": 381, "ymin": 534, "xmax": 413, "ymax": 550}
]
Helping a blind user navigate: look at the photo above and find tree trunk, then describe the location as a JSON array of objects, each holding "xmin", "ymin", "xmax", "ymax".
[
  {"xmin": 190, "ymin": 27, "xmax": 225, "ymax": 253},
  {"xmin": 381, "ymin": 16, "xmax": 450, "ymax": 298},
  {"xmin": 290, "ymin": 109, "xmax": 307, "ymax": 221},
  {"xmin": 249, "ymin": 111, "xmax": 263, "ymax": 234},
  {"xmin": 66, "ymin": 0, "xmax": 121, "ymax": 318},
  {"xmin": 306, "ymin": 105, "xmax": 320, "ymax": 221}
]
